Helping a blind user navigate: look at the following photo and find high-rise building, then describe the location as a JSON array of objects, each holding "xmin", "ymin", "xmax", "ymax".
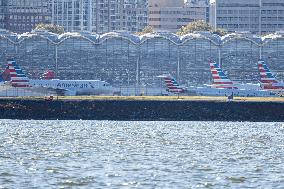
[
  {"xmin": 0, "ymin": 0, "xmax": 50, "ymax": 34},
  {"xmin": 51, "ymin": 0, "xmax": 148, "ymax": 33},
  {"xmin": 0, "ymin": 1, "xmax": 6, "ymax": 29},
  {"xmin": 0, "ymin": 0, "xmax": 148, "ymax": 34},
  {"xmin": 210, "ymin": 0, "xmax": 284, "ymax": 34},
  {"xmin": 149, "ymin": 0, "xmax": 209, "ymax": 32},
  {"xmin": 51, "ymin": 0, "xmax": 91, "ymax": 32}
]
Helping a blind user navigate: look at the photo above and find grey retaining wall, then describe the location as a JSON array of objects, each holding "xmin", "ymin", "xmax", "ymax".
[{"xmin": 0, "ymin": 99, "xmax": 283, "ymax": 121}]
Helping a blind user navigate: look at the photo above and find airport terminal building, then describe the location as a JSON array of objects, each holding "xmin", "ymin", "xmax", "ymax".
[{"xmin": 0, "ymin": 30, "xmax": 284, "ymax": 93}]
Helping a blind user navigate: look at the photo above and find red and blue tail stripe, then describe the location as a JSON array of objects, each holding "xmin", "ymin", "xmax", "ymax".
[
  {"xmin": 258, "ymin": 60, "xmax": 284, "ymax": 90},
  {"xmin": 160, "ymin": 74, "xmax": 186, "ymax": 94},
  {"xmin": 209, "ymin": 60, "xmax": 237, "ymax": 89},
  {"xmin": 7, "ymin": 59, "xmax": 30, "ymax": 87},
  {"xmin": 258, "ymin": 60, "xmax": 277, "ymax": 84}
]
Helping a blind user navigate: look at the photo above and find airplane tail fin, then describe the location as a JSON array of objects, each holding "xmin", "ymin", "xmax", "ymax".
[
  {"xmin": 209, "ymin": 60, "xmax": 237, "ymax": 89},
  {"xmin": 41, "ymin": 70, "xmax": 55, "ymax": 80},
  {"xmin": 258, "ymin": 60, "xmax": 278, "ymax": 84},
  {"xmin": 158, "ymin": 74, "xmax": 186, "ymax": 94},
  {"xmin": 257, "ymin": 60, "xmax": 283, "ymax": 90},
  {"xmin": 7, "ymin": 59, "xmax": 30, "ymax": 87},
  {"xmin": 2, "ymin": 66, "xmax": 11, "ymax": 81}
]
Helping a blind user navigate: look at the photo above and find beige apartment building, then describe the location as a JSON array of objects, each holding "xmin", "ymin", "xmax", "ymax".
[
  {"xmin": 210, "ymin": 0, "xmax": 284, "ymax": 34},
  {"xmin": 149, "ymin": 0, "xmax": 209, "ymax": 32}
]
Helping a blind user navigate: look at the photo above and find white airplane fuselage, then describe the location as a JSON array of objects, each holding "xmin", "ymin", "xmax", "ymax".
[
  {"xmin": 188, "ymin": 86, "xmax": 276, "ymax": 97},
  {"xmin": 29, "ymin": 79, "xmax": 114, "ymax": 96}
]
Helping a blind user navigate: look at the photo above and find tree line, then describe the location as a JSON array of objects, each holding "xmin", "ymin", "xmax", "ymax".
[{"xmin": 35, "ymin": 21, "xmax": 227, "ymax": 36}]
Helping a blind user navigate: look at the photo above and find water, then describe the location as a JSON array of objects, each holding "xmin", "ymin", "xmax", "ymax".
[{"xmin": 0, "ymin": 121, "xmax": 284, "ymax": 188}]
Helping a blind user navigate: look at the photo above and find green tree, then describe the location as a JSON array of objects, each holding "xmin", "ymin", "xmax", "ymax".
[
  {"xmin": 176, "ymin": 20, "xmax": 228, "ymax": 36},
  {"xmin": 35, "ymin": 23, "xmax": 65, "ymax": 34},
  {"xmin": 136, "ymin": 26, "xmax": 154, "ymax": 35}
]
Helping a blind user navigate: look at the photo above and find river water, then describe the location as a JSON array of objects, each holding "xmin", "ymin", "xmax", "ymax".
[{"xmin": 0, "ymin": 121, "xmax": 284, "ymax": 188}]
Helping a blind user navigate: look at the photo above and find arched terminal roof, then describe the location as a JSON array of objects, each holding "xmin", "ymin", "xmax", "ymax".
[
  {"xmin": 221, "ymin": 33, "xmax": 263, "ymax": 46},
  {"xmin": 181, "ymin": 32, "xmax": 221, "ymax": 45},
  {"xmin": 0, "ymin": 30, "xmax": 283, "ymax": 47}
]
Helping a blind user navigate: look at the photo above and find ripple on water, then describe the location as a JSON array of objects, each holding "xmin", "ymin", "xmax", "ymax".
[
  {"xmin": 226, "ymin": 176, "xmax": 246, "ymax": 183},
  {"xmin": 57, "ymin": 176, "xmax": 95, "ymax": 187},
  {"xmin": 0, "ymin": 121, "xmax": 284, "ymax": 188}
]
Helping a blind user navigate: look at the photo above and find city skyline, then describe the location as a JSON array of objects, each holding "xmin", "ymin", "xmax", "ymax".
[{"xmin": 0, "ymin": 0, "xmax": 284, "ymax": 35}]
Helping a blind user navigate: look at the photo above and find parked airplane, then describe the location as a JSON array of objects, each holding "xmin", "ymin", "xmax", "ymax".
[
  {"xmin": 257, "ymin": 60, "xmax": 284, "ymax": 91},
  {"xmin": 7, "ymin": 59, "xmax": 115, "ymax": 96},
  {"xmin": 202, "ymin": 60, "xmax": 275, "ymax": 96},
  {"xmin": 159, "ymin": 60, "xmax": 276, "ymax": 97}
]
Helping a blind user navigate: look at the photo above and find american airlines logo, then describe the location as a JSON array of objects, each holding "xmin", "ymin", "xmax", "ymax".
[
  {"xmin": 57, "ymin": 83, "xmax": 89, "ymax": 88},
  {"xmin": 89, "ymin": 82, "xmax": 95, "ymax": 88}
]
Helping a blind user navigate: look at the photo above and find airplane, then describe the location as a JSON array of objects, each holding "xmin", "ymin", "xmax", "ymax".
[
  {"xmin": 257, "ymin": 60, "xmax": 284, "ymax": 91},
  {"xmin": 7, "ymin": 59, "xmax": 115, "ymax": 96},
  {"xmin": 158, "ymin": 60, "xmax": 276, "ymax": 97},
  {"xmin": 204, "ymin": 60, "xmax": 276, "ymax": 96},
  {"xmin": 208, "ymin": 60, "xmax": 267, "ymax": 90}
]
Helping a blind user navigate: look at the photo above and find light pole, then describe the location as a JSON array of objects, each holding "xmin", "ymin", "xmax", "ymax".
[
  {"xmin": 218, "ymin": 46, "xmax": 221, "ymax": 68},
  {"xmin": 177, "ymin": 46, "xmax": 180, "ymax": 82},
  {"xmin": 136, "ymin": 53, "xmax": 140, "ymax": 96},
  {"xmin": 55, "ymin": 45, "xmax": 58, "ymax": 78},
  {"xmin": 80, "ymin": 0, "xmax": 83, "ymax": 31},
  {"xmin": 259, "ymin": 45, "xmax": 262, "ymax": 60},
  {"xmin": 126, "ymin": 69, "xmax": 130, "ymax": 96}
]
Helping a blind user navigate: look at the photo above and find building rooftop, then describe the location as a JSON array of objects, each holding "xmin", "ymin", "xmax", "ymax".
[{"xmin": 1, "ymin": 30, "xmax": 283, "ymax": 46}]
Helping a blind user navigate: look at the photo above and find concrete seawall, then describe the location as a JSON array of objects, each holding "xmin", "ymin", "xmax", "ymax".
[{"xmin": 0, "ymin": 97, "xmax": 283, "ymax": 121}]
